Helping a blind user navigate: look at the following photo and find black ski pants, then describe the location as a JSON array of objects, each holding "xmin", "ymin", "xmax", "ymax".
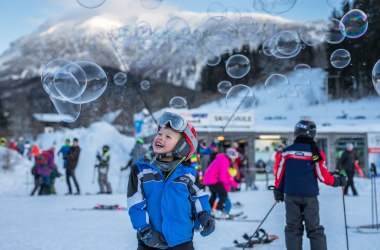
[
  {"xmin": 137, "ymin": 239, "xmax": 194, "ymax": 250},
  {"xmin": 66, "ymin": 168, "xmax": 80, "ymax": 194},
  {"xmin": 30, "ymin": 176, "xmax": 41, "ymax": 196},
  {"xmin": 284, "ymin": 195, "xmax": 327, "ymax": 250},
  {"xmin": 207, "ymin": 182, "xmax": 228, "ymax": 211},
  {"xmin": 344, "ymin": 171, "xmax": 358, "ymax": 195}
]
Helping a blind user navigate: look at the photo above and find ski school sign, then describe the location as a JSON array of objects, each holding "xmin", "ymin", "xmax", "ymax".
[
  {"xmin": 173, "ymin": 110, "xmax": 254, "ymax": 132},
  {"xmin": 136, "ymin": 109, "xmax": 255, "ymax": 137}
]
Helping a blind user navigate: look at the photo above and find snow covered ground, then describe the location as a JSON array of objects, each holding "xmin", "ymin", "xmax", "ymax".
[{"xmin": 0, "ymin": 177, "xmax": 379, "ymax": 250}]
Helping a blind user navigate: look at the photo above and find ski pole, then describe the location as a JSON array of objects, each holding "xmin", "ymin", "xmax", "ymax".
[
  {"xmin": 342, "ymin": 186, "xmax": 349, "ymax": 250},
  {"xmin": 92, "ymin": 166, "xmax": 96, "ymax": 184},
  {"xmin": 242, "ymin": 201, "xmax": 277, "ymax": 250}
]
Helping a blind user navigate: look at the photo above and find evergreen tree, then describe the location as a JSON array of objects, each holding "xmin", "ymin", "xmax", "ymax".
[
  {"xmin": 326, "ymin": 0, "xmax": 379, "ymax": 99},
  {"xmin": 0, "ymin": 99, "xmax": 9, "ymax": 130}
]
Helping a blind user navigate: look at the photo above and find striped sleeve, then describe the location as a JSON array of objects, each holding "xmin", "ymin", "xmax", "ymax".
[
  {"xmin": 187, "ymin": 172, "xmax": 211, "ymax": 214},
  {"xmin": 127, "ymin": 164, "xmax": 149, "ymax": 230},
  {"xmin": 274, "ymin": 152, "xmax": 286, "ymax": 190},
  {"xmin": 314, "ymin": 151, "xmax": 335, "ymax": 186}
]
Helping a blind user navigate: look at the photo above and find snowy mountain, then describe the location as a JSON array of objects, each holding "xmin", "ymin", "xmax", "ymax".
[{"xmin": 0, "ymin": 7, "xmax": 304, "ymax": 88}]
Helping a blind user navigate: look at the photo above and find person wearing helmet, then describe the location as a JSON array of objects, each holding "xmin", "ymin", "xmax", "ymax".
[
  {"xmin": 58, "ymin": 139, "xmax": 71, "ymax": 169},
  {"xmin": 336, "ymin": 142, "xmax": 359, "ymax": 196},
  {"xmin": 95, "ymin": 145, "xmax": 112, "ymax": 194},
  {"xmin": 203, "ymin": 147, "xmax": 239, "ymax": 219},
  {"xmin": 121, "ymin": 138, "xmax": 148, "ymax": 171},
  {"xmin": 273, "ymin": 120, "xmax": 347, "ymax": 250},
  {"xmin": 127, "ymin": 112, "xmax": 215, "ymax": 250}
]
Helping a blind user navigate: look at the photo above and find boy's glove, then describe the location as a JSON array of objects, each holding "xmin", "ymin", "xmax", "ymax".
[
  {"xmin": 273, "ymin": 189, "xmax": 284, "ymax": 202},
  {"xmin": 138, "ymin": 226, "xmax": 168, "ymax": 249},
  {"xmin": 198, "ymin": 211, "xmax": 215, "ymax": 236},
  {"xmin": 333, "ymin": 176, "xmax": 347, "ymax": 187}
]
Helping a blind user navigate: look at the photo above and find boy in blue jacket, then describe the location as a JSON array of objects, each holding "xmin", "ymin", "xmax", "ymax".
[{"xmin": 127, "ymin": 112, "xmax": 215, "ymax": 250}]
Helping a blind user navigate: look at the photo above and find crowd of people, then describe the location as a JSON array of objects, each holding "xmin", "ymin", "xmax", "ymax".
[{"xmin": 1, "ymin": 111, "xmax": 369, "ymax": 249}]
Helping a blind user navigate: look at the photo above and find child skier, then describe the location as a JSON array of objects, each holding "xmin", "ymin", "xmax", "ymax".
[
  {"xmin": 273, "ymin": 120, "xmax": 347, "ymax": 250},
  {"xmin": 203, "ymin": 147, "xmax": 239, "ymax": 219},
  {"xmin": 127, "ymin": 112, "xmax": 215, "ymax": 250}
]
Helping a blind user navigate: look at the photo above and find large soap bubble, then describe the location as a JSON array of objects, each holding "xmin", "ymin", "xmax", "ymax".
[
  {"xmin": 169, "ymin": 96, "xmax": 188, "ymax": 109},
  {"xmin": 50, "ymin": 96, "xmax": 81, "ymax": 123},
  {"xmin": 140, "ymin": 0, "xmax": 163, "ymax": 9},
  {"xmin": 69, "ymin": 61, "xmax": 108, "ymax": 104},
  {"xmin": 217, "ymin": 80, "xmax": 232, "ymax": 94},
  {"xmin": 225, "ymin": 54, "xmax": 251, "ymax": 79},
  {"xmin": 371, "ymin": 59, "xmax": 380, "ymax": 96},
  {"xmin": 42, "ymin": 58, "xmax": 73, "ymax": 99},
  {"xmin": 330, "ymin": 49, "xmax": 351, "ymax": 68},
  {"xmin": 299, "ymin": 22, "xmax": 325, "ymax": 46},
  {"xmin": 323, "ymin": 18, "xmax": 346, "ymax": 44},
  {"xmin": 253, "ymin": 0, "xmax": 297, "ymax": 15},
  {"xmin": 76, "ymin": 0, "xmax": 105, "ymax": 9},
  {"xmin": 203, "ymin": 16, "xmax": 238, "ymax": 55},
  {"xmin": 265, "ymin": 74, "xmax": 296, "ymax": 100},
  {"xmin": 114, "ymin": 72, "xmax": 128, "ymax": 86},
  {"xmin": 54, "ymin": 63, "xmax": 87, "ymax": 101},
  {"xmin": 140, "ymin": 80, "xmax": 151, "ymax": 91},
  {"xmin": 340, "ymin": 9, "xmax": 368, "ymax": 39},
  {"xmin": 270, "ymin": 31, "xmax": 301, "ymax": 56},
  {"xmin": 225, "ymin": 84, "xmax": 256, "ymax": 112}
]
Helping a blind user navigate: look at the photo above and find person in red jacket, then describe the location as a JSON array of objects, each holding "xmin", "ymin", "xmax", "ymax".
[
  {"xmin": 273, "ymin": 120, "xmax": 347, "ymax": 250},
  {"xmin": 203, "ymin": 147, "xmax": 239, "ymax": 219}
]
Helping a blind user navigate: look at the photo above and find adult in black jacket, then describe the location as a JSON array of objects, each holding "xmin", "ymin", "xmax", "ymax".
[
  {"xmin": 337, "ymin": 143, "xmax": 358, "ymax": 196},
  {"xmin": 65, "ymin": 138, "xmax": 81, "ymax": 195}
]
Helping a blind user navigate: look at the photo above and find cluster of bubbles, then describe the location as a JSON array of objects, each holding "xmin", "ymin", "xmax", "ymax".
[
  {"xmin": 74, "ymin": 1, "xmax": 374, "ymax": 117},
  {"xmin": 42, "ymin": 59, "xmax": 107, "ymax": 122}
]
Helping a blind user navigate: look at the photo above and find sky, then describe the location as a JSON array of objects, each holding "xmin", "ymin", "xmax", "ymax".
[{"xmin": 0, "ymin": 0, "xmax": 339, "ymax": 53}]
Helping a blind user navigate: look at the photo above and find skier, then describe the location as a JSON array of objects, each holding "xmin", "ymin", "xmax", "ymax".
[
  {"xmin": 199, "ymin": 139, "xmax": 212, "ymax": 172},
  {"xmin": 273, "ymin": 120, "xmax": 347, "ymax": 250},
  {"xmin": 30, "ymin": 156, "xmax": 41, "ymax": 196},
  {"xmin": 58, "ymin": 138, "xmax": 71, "ymax": 169},
  {"xmin": 203, "ymin": 147, "xmax": 239, "ymax": 219},
  {"xmin": 127, "ymin": 112, "xmax": 215, "ymax": 250},
  {"xmin": 336, "ymin": 142, "xmax": 359, "ymax": 196},
  {"xmin": 95, "ymin": 145, "xmax": 112, "ymax": 194},
  {"xmin": 65, "ymin": 138, "xmax": 81, "ymax": 195},
  {"xmin": 35, "ymin": 150, "xmax": 55, "ymax": 195},
  {"xmin": 121, "ymin": 138, "xmax": 147, "ymax": 171}
]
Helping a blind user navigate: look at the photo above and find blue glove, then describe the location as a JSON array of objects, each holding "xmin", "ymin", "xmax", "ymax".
[
  {"xmin": 138, "ymin": 226, "xmax": 168, "ymax": 249},
  {"xmin": 198, "ymin": 211, "xmax": 215, "ymax": 236}
]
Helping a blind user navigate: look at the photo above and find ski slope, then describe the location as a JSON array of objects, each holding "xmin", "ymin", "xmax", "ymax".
[{"xmin": 0, "ymin": 178, "xmax": 378, "ymax": 250}]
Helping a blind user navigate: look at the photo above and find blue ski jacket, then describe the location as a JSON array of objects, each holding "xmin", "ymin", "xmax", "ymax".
[{"xmin": 127, "ymin": 158, "xmax": 211, "ymax": 247}]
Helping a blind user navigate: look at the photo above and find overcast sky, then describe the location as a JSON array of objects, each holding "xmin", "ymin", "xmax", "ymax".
[{"xmin": 0, "ymin": 0, "xmax": 339, "ymax": 53}]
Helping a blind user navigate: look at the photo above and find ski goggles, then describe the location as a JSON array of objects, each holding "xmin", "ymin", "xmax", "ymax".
[{"xmin": 159, "ymin": 112, "xmax": 187, "ymax": 132}]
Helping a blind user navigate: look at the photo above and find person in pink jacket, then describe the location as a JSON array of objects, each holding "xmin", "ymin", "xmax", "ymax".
[{"xmin": 203, "ymin": 148, "xmax": 239, "ymax": 218}]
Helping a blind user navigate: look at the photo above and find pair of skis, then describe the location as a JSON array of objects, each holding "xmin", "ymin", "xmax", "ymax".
[
  {"xmin": 68, "ymin": 204, "xmax": 127, "ymax": 211},
  {"xmin": 213, "ymin": 211, "xmax": 261, "ymax": 223}
]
